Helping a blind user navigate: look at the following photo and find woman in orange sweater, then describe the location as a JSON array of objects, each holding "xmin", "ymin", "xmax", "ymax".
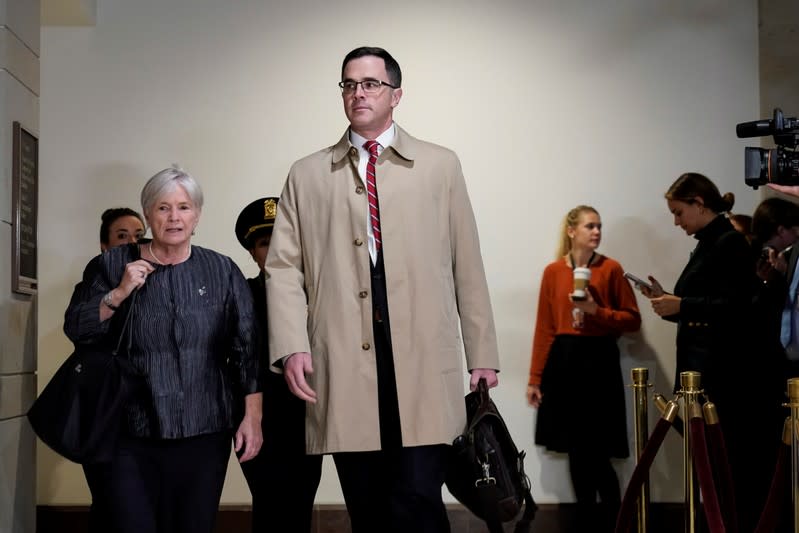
[{"xmin": 527, "ymin": 205, "xmax": 641, "ymax": 532}]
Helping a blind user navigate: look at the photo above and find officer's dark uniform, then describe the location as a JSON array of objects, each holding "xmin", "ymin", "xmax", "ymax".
[{"xmin": 235, "ymin": 197, "xmax": 322, "ymax": 533}]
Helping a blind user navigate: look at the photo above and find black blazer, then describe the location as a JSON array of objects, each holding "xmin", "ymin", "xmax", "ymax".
[{"xmin": 666, "ymin": 216, "xmax": 756, "ymax": 394}]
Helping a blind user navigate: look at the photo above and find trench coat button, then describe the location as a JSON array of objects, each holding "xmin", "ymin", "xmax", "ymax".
[
  {"xmin": 354, "ymin": 238, "xmax": 363, "ymax": 246},
  {"xmin": 355, "ymin": 186, "xmax": 365, "ymax": 194},
  {"xmin": 359, "ymin": 291, "xmax": 368, "ymax": 298},
  {"xmin": 362, "ymin": 342, "xmax": 371, "ymax": 350}
]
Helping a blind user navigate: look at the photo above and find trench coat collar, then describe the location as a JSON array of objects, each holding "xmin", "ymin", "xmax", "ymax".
[{"xmin": 331, "ymin": 123, "xmax": 417, "ymax": 166}]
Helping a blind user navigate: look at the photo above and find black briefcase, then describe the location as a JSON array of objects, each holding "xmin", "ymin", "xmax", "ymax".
[{"xmin": 446, "ymin": 379, "xmax": 537, "ymax": 533}]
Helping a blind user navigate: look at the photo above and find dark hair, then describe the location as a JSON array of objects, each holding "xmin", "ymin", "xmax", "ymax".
[
  {"xmin": 752, "ymin": 197, "xmax": 799, "ymax": 244},
  {"xmin": 341, "ymin": 47, "xmax": 402, "ymax": 88},
  {"xmin": 665, "ymin": 172, "xmax": 734, "ymax": 214},
  {"xmin": 729, "ymin": 213, "xmax": 753, "ymax": 235},
  {"xmin": 100, "ymin": 207, "xmax": 145, "ymax": 244}
]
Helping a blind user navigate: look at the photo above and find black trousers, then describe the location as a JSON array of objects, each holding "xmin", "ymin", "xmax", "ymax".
[
  {"xmin": 83, "ymin": 462, "xmax": 112, "ymax": 533},
  {"xmin": 332, "ymin": 255, "xmax": 449, "ymax": 533},
  {"xmin": 239, "ymin": 372, "xmax": 323, "ymax": 533},
  {"xmin": 567, "ymin": 448, "xmax": 620, "ymax": 533},
  {"xmin": 334, "ymin": 445, "xmax": 450, "ymax": 533},
  {"xmin": 108, "ymin": 432, "xmax": 230, "ymax": 533}
]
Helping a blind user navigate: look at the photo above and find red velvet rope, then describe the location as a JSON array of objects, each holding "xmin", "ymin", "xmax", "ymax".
[
  {"xmin": 689, "ymin": 417, "xmax": 726, "ymax": 533},
  {"xmin": 704, "ymin": 420, "xmax": 738, "ymax": 533},
  {"xmin": 614, "ymin": 417, "xmax": 673, "ymax": 533},
  {"xmin": 753, "ymin": 440, "xmax": 790, "ymax": 533}
]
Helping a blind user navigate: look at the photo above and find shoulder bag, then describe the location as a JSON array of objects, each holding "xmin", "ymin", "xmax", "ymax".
[{"xmin": 27, "ymin": 289, "xmax": 143, "ymax": 464}]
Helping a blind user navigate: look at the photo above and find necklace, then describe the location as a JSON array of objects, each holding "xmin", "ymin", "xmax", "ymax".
[{"xmin": 149, "ymin": 242, "xmax": 190, "ymax": 265}]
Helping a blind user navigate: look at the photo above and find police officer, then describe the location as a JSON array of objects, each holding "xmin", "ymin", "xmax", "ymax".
[{"xmin": 235, "ymin": 197, "xmax": 323, "ymax": 533}]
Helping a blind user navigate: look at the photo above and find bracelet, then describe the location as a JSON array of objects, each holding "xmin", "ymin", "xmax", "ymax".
[{"xmin": 102, "ymin": 291, "xmax": 119, "ymax": 311}]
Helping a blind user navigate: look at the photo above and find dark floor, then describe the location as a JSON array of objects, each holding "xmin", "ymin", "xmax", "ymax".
[{"xmin": 38, "ymin": 503, "xmax": 684, "ymax": 533}]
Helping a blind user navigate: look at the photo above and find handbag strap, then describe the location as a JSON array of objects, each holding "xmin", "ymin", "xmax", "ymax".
[
  {"xmin": 512, "ymin": 488, "xmax": 538, "ymax": 533},
  {"xmin": 111, "ymin": 289, "xmax": 138, "ymax": 356},
  {"xmin": 474, "ymin": 377, "xmax": 539, "ymax": 533},
  {"xmin": 111, "ymin": 243, "xmax": 141, "ymax": 357}
]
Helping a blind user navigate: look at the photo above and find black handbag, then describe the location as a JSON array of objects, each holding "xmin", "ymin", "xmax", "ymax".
[
  {"xmin": 446, "ymin": 379, "xmax": 537, "ymax": 533},
  {"xmin": 28, "ymin": 290, "xmax": 143, "ymax": 464}
]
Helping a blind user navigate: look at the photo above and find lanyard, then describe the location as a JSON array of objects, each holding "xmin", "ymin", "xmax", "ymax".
[{"xmin": 569, "ymin": 251, "xmax": 596, "ymax": 270}]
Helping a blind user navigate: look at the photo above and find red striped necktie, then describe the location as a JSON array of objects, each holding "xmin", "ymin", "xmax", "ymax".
[{"xmin": 364, "ymin": 140, "xmax": 382, "ymax": 251}]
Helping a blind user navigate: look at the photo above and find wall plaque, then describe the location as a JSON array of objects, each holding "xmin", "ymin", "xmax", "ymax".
[{"xmin": 12, "ymin": 121, "xmax": 38, "ymax": 295}]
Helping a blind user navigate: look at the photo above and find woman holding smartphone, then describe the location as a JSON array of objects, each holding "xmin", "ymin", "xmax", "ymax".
[
  {"xmin": 640, "ymin": 172, "xmax": 782, "ymax": 532},
  {"xmin": 527, "ymin": 205, "xmax": 641, "ymax": 532},
  {"xmin": 640, "ymin": 173, "xmax": 754, "ymax": 395}
]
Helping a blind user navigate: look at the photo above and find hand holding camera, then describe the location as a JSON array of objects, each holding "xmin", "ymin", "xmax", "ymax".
[{"xmin": 737, "ymin": 108, "xmax": 799, "ymax": 190}]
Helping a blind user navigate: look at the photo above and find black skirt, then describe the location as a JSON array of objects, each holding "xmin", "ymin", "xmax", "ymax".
[{"xmin": 535, "ymin": 335, "xmax": 629, "ymax": 458}]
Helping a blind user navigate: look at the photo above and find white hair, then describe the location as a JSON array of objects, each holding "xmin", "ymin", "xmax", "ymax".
[{"xmin": 140, "ymin": 164, "xmax": 204, "ymax": 214}]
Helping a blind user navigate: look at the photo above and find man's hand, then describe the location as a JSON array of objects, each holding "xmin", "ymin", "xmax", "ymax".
[
  {"xmin": 284, "ymin": 352, "xmax": 317, "ymax": 403},
  {"xmin": 469, "ymin": 368, "xmax": 498, "ymax": 391},
  {"xmin": 757, "ymin": 246, "xmax": 786, "ymax": 281},
  {"xmin": 768, "ymin": 183, "xmax": 799, "ymax": 198}
]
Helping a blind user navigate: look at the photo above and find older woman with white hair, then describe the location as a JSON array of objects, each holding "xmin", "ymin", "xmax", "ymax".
[{"xmin": 65, "ymin": 166, "xmax": 262, "ymax": 533}]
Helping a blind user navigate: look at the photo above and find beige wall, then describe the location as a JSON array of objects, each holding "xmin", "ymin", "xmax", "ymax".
[
  {"xmin": 39, "ymin": 0, "xmax": 766, "ymax": 506},
  {"xmin": 1, "ymin": 1, "xmax": 39, "ymax": 531}
]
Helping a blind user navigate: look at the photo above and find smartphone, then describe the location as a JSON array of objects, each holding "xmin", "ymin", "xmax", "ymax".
[{"xmin": 624, "ymin": 272, "xmax": 654, "ymax": 291}]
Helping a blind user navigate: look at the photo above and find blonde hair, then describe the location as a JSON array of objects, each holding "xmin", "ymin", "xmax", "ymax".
[{"xmin": 557, "ymin": 205, "xmax": 599, "ymax": 258}]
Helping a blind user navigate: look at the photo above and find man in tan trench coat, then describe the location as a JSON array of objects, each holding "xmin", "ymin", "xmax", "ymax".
[{"xmin": 265, "ymin": 46, "xmax": 500, "ymax": 533}]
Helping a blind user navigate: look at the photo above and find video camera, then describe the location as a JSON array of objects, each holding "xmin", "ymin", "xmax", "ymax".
[{"xmin": 736, "ymin": 107, "xmax": 799, "ymax": 189}]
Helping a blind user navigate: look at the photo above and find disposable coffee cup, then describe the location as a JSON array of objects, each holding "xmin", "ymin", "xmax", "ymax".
[{"xmin": 572, "ymin": 267, "xmax": 591, "ymax": 301}]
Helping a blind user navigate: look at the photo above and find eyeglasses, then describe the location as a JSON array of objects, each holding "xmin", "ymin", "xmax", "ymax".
[{"xmin": 338, "ymin": 79, "xmax": 398, "ymax": 94}]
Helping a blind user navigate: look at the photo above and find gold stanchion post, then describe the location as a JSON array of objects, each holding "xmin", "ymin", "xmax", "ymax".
[
  {"xmin": 631, "ymin": 367, "xmax": 650, "ymax": 533},
  {"xmin": 788, "ymin": 378, "xmax": 799, "ymax": 533},
  {"xmin": 680, "ymin": 371, "xmax": 702, "ymax": 533},
  {"xmin": 653, "ymin": 393, "xmax": 669, "ymax": 416}
]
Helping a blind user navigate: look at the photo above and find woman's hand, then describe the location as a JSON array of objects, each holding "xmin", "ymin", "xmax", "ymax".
[
  {"xmin": 639, "ymin": 276, "xmax": 665, "ymax": 299},
  {"xmin": 119, "ymin": 259, "xmax": 156, "ymax": 298},
  {"xmin": 235, "ymin": 392, "xmax": 263, "ymax": 463},
  {"xmin": 569, "ymin": 289, "xmax": 598, "ymax": 315},
  {"xmin": 650, "ymin": 294, "xmax": 681, "ymax": 317},
  {"xmin": 527, "ymin": 385, "xmax": 542, "ymax": 408},
  {"xmin": 99, "ymin": 259, "xmax": 156, "ymax": 320}
]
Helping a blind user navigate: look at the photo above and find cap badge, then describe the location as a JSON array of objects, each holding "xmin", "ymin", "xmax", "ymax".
[{"xmin": 264, "ymin": 198, "xmax": 277, "ymax": 220}]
